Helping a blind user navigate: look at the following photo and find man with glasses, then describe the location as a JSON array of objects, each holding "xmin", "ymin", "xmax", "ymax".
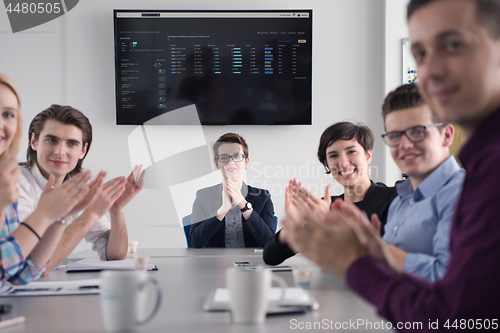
[
  {"xmin": 380, "ymin": 83, "xmax": 464, "ymax": 282},
  {"xmin": 282, "ymin": 0, "xmax": 500, "ymax": 330}
]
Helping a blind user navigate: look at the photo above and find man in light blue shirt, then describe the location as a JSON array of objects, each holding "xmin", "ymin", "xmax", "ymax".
[{"xmin": 380, "ymin": 84, "xmax": 465, "ymax": 282}]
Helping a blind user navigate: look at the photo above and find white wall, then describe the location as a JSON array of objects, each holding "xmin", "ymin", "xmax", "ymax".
[
  {"xmin": 1, "ymin": 0, "xmax": 388, "ymax": 251},
  {"xmin": 384, "ymin": 0, "xmax": 410, "ymax": 186}
]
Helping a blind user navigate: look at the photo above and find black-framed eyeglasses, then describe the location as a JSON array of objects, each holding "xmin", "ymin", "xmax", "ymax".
[
  {"xmin": 216, "ymin": 154, "xmax": 247, "ymax": 163},
  {"xmin": 381, "ymin": 123, "xmax": 444, "ymax": 147}
]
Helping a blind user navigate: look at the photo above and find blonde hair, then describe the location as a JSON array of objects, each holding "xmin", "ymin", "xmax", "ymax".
[{"xmin": 0, "ymin": 73, "xmax": 22, "ymax": 162}]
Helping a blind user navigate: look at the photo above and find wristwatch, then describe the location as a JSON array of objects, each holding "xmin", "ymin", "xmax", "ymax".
[{"xmin": 240, "ymin": 202, "xmax": 252, "ymax": 213}]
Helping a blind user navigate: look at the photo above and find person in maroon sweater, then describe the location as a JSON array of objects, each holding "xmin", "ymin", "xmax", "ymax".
[{"xmin": 282, "ymin": 0, "xmax": 500, "ymax": 331}]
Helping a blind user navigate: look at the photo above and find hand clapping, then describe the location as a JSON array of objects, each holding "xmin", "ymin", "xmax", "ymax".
[
  {"xmin": 109, "ymin": 165, "xmax": 145, "ymax": 215},
  {"xmin": 280, "ymin": 179, "xmax": 397, "ymax": 277},
  {"xmin": 0, "ymin": 154, "xmax": 20, "ymax": 211},
  {"xmin": 36, "ymin": 171, "xmax": 94, "ymax": 223},
  {"xmin": 283, "ymin": 205, "xmax": 366, "ymax": 277},
  {"xmin": 288, "ymin": 179, "xmax": 332, "ymax": 214}
]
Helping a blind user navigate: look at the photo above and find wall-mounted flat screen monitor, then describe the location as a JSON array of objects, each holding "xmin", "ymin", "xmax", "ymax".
[{"xmin": 114, "ymin": 10, "xmax": 312, "ymax": 125}]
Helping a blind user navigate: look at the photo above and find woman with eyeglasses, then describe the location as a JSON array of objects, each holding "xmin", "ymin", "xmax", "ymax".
[
  {"xmin": 189, "ymin": 132, "xmax": 275, "ymax": 248},
  {"xmin": 263, "ymin": 122, "xmax": 398, "ymax": 265}
]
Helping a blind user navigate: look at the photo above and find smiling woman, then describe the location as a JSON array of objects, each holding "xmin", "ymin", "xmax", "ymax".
[
  {"xmin": 0, "ymin": 76, "xmax": 22, "ymax": 161},
  {"xmin": 0, "ymin": 73, "xmax": 94, "ymax": 287},
  {"xmin": 316, "ymin": 122, "xmax": 397, "ymax": 228},
  {"xmin": 263, "ymin": 122, "xmax": 397, "ymax": 265},
  {"xmin": 189, "ymin": 132, "xmax": 275, "ymax": 248},
  {"xmin": 318, "ymin": 123, "xmax": 374, "ymax": 200}
]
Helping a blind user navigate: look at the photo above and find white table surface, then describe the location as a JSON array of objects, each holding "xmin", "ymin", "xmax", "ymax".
[{"xmin": 2, "ymin": 248, "xmax": 394, "ymax": 332}]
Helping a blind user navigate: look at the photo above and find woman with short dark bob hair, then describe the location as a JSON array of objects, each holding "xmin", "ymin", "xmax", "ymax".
[
  {"xmin": 263, "ymin": 122, "xmax": 397, "ymax": 265},
  {"xmin": 189, "ymin": 132, "xmax": 275, "ymax": 248}
]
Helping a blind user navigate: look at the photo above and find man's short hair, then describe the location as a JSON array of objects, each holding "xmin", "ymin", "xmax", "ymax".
[
  {"xmin": 407, "ymin": 0, "xmax": 500, "ymax": 39},
  {"xmin": 382, "ymin": 83, "xmax": 443, "ymax": 124},
  {"xmin": 213, "ymin": 132, "xmax": 249, "ymax": 166},
  {"xmin": 317, "ymin": 122, "xmax": 374, "ymax": 174},
  {"xmin": 21, "ymin": 104, "xmax": 92, "ymax": 178}
]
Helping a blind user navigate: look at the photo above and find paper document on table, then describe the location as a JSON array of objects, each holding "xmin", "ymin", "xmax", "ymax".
[
  {"xmin": 66, "ymin": 259, "xmax": 157, "ymax": 272},
  {"xmin": 0, "ymin": 279, "xmax": 101, "ymax": 297},
  {"xmin": 0, "ymin": 315, "xmax": 25, "ymax": 329},
  {"xmin": 204, "ymin": 287, "xmax": 319, "ymax": 311},
  {"xmin": 214, "ymin": 287, "xmax": 311, "ymax": 303}
]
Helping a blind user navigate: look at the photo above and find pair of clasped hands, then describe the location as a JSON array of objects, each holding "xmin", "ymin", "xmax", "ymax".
[
  {"xmin": 279, "ymin": 179, "xmax": 398, "ymax": 277},
  {"xmin": 0, "ymin": 154, "xmax": 144, "ymax": 230},
  {"xmin": 216, "ymin": 175, "xmax": 247, "ymax": 219}
]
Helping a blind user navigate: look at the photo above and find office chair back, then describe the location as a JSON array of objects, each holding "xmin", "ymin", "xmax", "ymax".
[{"xmin": 182, "ymin": 214, "xmax": 194, "ymax": 248}]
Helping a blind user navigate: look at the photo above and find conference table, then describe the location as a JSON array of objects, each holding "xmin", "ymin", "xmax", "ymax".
[{"xmin": 1, "ymin": 248, "xmax": 395, "ymax": 332}]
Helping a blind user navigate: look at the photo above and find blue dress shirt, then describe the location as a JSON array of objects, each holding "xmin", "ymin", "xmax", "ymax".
[{"xmin": 383, "ymin": 156, "xmax": 465, "ymax": 282}]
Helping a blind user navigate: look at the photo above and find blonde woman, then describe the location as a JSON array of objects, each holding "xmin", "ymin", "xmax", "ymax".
[{"xmin": 0, "ymin": 73, "xmax": 98, "ymax": 284}]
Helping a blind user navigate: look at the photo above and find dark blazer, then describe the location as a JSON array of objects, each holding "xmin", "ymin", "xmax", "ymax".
[
  {"xmin": 263, "ymin": 181, "xmax": 398, "ymax": 265},
  {"xmin": 189, "ymin": 183, "xmax": 275, "ymax": 248}
]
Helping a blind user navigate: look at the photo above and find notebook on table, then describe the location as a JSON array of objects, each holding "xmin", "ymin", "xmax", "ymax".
[
  {"xmin": 203, "ymin": 287, "xmax": 319, "ymax": 312},
  {"xmin": 66, "ymin": 259, "xmax": 157, "ymax": 272},
  {"xmin": 0, "ymin": 279, "xmax": 101, "ymax": 297}
]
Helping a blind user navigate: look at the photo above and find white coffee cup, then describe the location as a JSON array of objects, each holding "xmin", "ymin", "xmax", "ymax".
[
  {"xmin": 133, "ymin": 255, "xmax": 150, "ymax": 270},
  {"xmin": 292, "ymin": 267, "xmax": 313, "ymax": 289},
  {"xmin": 100, "ymin": 270, "xmax": 162, "ymax": 331},
  {"xmin": 128, "ymin": 240, "xmax": 138, "ymax": 253},
  {"xmin": 226, "ymin": 267, "xmax": 287, "ymax": 325}
]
